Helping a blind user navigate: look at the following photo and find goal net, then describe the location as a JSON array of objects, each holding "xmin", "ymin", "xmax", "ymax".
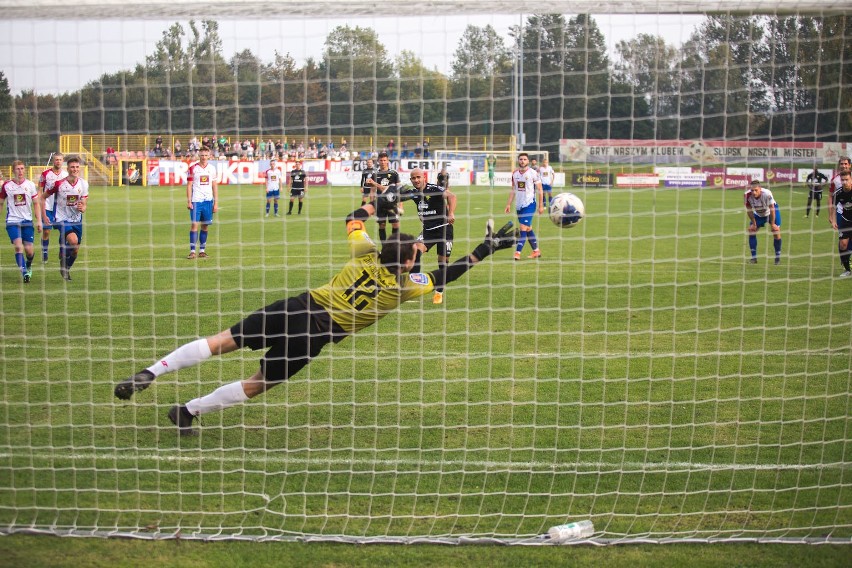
[{"xmin": 0, "ymin": 1, "xmax": 849, "ymax": 545}]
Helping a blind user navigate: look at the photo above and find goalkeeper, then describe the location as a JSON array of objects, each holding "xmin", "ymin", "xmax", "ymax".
[{"xmin": 115, "ymin": 200, "xmax": 518, "ymax": 435}]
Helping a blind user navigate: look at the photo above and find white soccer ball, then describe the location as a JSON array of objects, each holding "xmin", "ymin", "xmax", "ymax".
[{"xmin": 549, "ymin": 192, "xmax": 585, "ymax": 229}]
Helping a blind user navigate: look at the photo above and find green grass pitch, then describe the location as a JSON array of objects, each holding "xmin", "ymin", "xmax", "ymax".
[{"xmin": 0, "ymin": 182, "xmax": 849, "ymax": 542}]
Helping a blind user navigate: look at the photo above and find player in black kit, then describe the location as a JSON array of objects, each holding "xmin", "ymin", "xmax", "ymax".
[
  {"xmin": 359, "ymin": 158, "xmax": 376, "ymax": 205},
  {"xmin": 404, "ymin": 168, "xmax": 457, "ymax": 304},
  {"xmin": 829, "ymin": 169, "xmax": 852, "ymax": 278},
  {"xmin": 287, "ymin": 161, "xmax": 308, "ymax": 215},
  {"xmin": 365, "ymin": 152, "xmax": 401, "ymax": 241},
  {"xmin": 805, "ymin": 167, "xmax": 828, "ymax": 218}
]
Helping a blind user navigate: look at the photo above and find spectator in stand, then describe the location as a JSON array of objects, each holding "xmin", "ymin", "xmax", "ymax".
[
  {"xmin": 258, "ymin": 140, "xmax": 266, "ymax": 159},
  {"xmin": 105, "ymin": 146, "xmax": 117, "ymax": 164},
  {"xmin": 275, "ymin": 140, "xmax": 283, "ymax": 159},
  {"xmin": 202, "ymin": 136, "xmax": 212, "ymax": 150},
  {"xmin": 402, "ymin": 141, "xmax": 408, "ymax": 158},
  {"xmin": 267, "ymin": 139, "xmax": 274, "ymax": 159},
  {"xmin": 156, "ymin": 135, "xmax": 163, "ymax": 148},
  {"xmin": 174, "ymin": 140, "xmax": 182, "ymax": 158},
  {"xmin": 415, "ymin": 142, "xmax": 422, "ymax": 158},
  {"xmin": 423, "ymin": 139, "xmax": 430, "ymax": 158},
  {"xmin": 247, "ymin": 141, "xmax": 255, "ymax": 161},
  {"xmin": 387, "ymin": 139, "xmax": 395, "ymax": 156}
]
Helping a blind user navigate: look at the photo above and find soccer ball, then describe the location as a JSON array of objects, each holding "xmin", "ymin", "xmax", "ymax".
[{"xmin": 549, "ymin": 193, "xmax": 585, "ymax": 229}]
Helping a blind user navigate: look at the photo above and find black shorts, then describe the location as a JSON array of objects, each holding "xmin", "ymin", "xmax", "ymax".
[
  {"xmin": 418, "ymin": 225, "xmax": 454, "ymax": 258},
  {"xmin": 809, "ymin": 190, "xmax": 823, "ymax": 200},
  {"xmin": 362, "ymin": 187, "xmax": 372, "ymax": 196},
  {"xmin": 290, "ymin": 188, "xmax": 305, "ymax": 198},
  {"xmin": 838, "ymin": 222, "xmax": 852, "ymax": 241},
  {"xmin": 229, "ymin": 292, "xmax": 347, "ymax": 381},
  {"xmin": 376, "ymin": 209, "xmax": 400, "ymax": 223}
]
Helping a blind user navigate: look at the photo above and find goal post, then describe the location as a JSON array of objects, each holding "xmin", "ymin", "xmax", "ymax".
[{"xmin": 0, "ymin": 1, "xmax": 850, "ymax": 546}]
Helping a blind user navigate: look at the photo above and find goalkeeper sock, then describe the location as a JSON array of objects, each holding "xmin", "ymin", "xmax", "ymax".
[
  {"xmin": 146, "ymin": 338, "xmax": 213, "ymax": 378},
  {"xmin": 189, "ymin": 230, "xmax": 198, "ymax": 252},
  {"xmin": 185, "ymin": 381, "xmax": 249, "ymax": 416},
  {"xmin": 748, "ymin": 235, "xmax": 758, "ymax": 257}
]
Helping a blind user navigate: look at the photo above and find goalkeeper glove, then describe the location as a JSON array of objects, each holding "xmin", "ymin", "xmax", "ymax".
[{"xmin": 472, "ymin": 219, "xmax": 518, "ymax": 261}]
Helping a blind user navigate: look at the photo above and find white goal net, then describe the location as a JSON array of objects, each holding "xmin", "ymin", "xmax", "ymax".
[{"xmin": 0, "ymin": 0, "xmax": 849, "ymax": 545}]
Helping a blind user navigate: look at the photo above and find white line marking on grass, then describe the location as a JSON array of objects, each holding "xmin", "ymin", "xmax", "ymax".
[{"xmin": 0, "ymin": 451, "xmax": 845, "ymax": 472}]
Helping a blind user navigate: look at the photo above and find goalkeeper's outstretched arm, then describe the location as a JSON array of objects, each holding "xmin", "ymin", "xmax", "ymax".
[{"xmin": 431, "ymin": 220, "xmax": 518, "ymax": 286}]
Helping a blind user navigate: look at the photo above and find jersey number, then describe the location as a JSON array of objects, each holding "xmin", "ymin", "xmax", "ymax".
[{"xmin": 342, "ymin": 269, "xmax": 378, "ymax": 311}]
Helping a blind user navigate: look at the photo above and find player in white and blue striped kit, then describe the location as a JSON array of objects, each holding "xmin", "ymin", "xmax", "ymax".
[{"xmin": 744, "ymin": 179, "xmax": 782, "ymax": 265}]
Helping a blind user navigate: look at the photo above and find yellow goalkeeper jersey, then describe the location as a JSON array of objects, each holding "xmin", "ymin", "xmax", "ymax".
[{"xmin": 309, "ymin": 229, "xmax": 434, "ymax": 333}]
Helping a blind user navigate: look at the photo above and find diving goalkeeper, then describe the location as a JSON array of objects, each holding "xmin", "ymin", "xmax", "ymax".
[{"xmin": 115, "ymin": 201, "xmax": 518, "ymax": 435}]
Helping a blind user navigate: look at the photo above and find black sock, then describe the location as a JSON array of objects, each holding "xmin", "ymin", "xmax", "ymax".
[
  {"xmin": 288, "ymin": 201, "xmax": 293, "ymax": 213},
  {"xmin": 379, "ymin": 227, "xmax": 387, "ymax": 241},
  {"xmin": 298, "ymin": 201, "xmax": 303, "ymax": 214},
  {"xmin": 841, "ymin": 247, "xmax": 851, "ymax": 271}
]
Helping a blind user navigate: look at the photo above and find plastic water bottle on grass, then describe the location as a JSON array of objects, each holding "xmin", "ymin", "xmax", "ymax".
[{"xmin": 547, "ymin": 520, "xmax": 595, "ymax": 541}]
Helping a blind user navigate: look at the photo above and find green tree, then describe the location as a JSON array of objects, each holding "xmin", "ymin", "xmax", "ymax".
[
  {"xmin": 320, "ymin": 26, "xmax": 394, "ymax": 138},
  {"xmin": 449, "ymin": 24, "xmax": 512, "ymax": 140},
  {"xmin": 614, "ymin": 33, "xmax": 680, "ymax": 138}
]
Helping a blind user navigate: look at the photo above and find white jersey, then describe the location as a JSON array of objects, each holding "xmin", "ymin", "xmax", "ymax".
[
  {"xmin": 1, "ymin": 178, "xmax": 38, "ymax": 224},
  {"xmin": 744, "ymin": 188, "xmax": 777, "ymax": 218},
  {"xmin": 188, "ymin": 162, "xmax": 217, "ymax": 202},
  {"xmin": 50, "ymin": 177, "xmax": 89, "ymax": 224},
  {"xmin": 511, "ymin": 168, "xmax": 541, "ymax": 209},
  {"xmin": 538, "ymin": 165, "xmax": 554, "ymax": 186},
  {"xmin": 39, "ymin": 167, "xmax": 67, "ymax": 211},
  {"xmin": 831, "ymin": 172, "xmax": 846, "ymax": 193},
  {"xmin": 265, "ymin": 167, "xmax": 283, "ymax": 192}
]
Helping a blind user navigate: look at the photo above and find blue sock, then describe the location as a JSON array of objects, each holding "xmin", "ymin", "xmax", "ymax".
[
  {"xmin": 774, "ymin": 238, "xmax": 782, "ymax": 257},
  {"xmin": 265, "ymin": 202, "xmax": 270, "ymax": 214},
  {"xmin": 516, "ymin": 231, "xmax": 528, "ymax": 253},
  {"xmin": 66, "ymin": 253, "xmax": 77, "ymax": 268},
  {"xmin": 274, "ymin": 202, "xmax": 279, "ymax": 214},
  {"xmin": 199, "ymin": 230, "xmax": 208, "ymax": 251},
  {"xmin": 748, "ymin": 235, "xmax": 758, "ymax": 257},
  {"xmin": 528, "ymin": 230, "xmax": 539, "ymax": 251},
  {"xmin": 15, "ymin": 252, "xmax": 26, "ymax": 274},
  {"xmin": 42, "ymin": 239, "xmax": 49, "ymax": 261},
  {"xmin": 189, "ymin": 230, "xmax": 198, "ymax": 251}
]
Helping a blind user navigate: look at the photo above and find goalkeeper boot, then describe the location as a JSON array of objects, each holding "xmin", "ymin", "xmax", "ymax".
[
  {"xmin": 168, "ymin": 405, "xmax": 198, "ymax": 436},
  {"xmin": 114, "ymin": 370, "xmax": 156, "ymax": 400},
  {"xmin": 432, "ymin": 291, "xmax": 443, "ymax": 305}
]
